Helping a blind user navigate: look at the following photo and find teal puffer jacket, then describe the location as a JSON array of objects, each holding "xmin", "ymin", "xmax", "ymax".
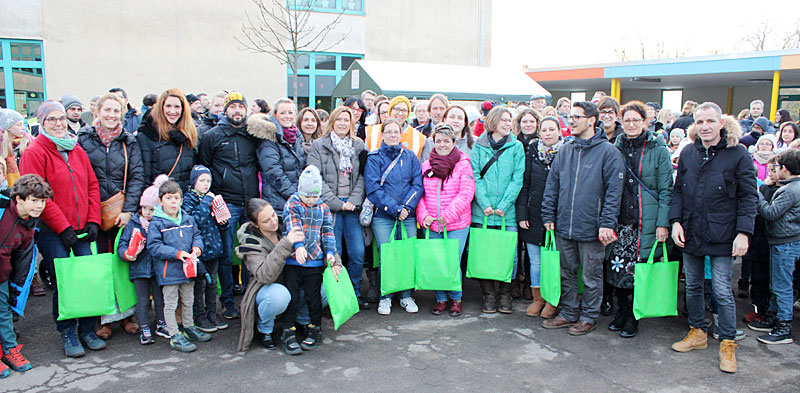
[{"xmin": 470, "ymin": 132, "xmax": 525, "ymax": 226}]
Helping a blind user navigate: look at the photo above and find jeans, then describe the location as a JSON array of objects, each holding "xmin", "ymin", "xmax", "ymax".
[
  {"xmin": 333, "ymin": 209, "xmax": 365, "ymax": 297},
  {"xmin": 768, "ymin": 240, "xmax": 800, "ymax": 321},
  {"xmin": 133, "ymin": 277, "xmax": 165, "ymax": 328},
  {"xmin": 220, "ymin": 203, "xmax": 246, "ymax": 311},
  {"xmin": 194, "ymin": 257, "xmax": 220, "ymax": 317},
  {"xmin": 255, "ymin": 283, "xmax": 291, "ymax": 334},
  {"xmin": 430, "ymin": 227, "xmax": 468, "ymax": 302},
  {"xmin": 373, "ymin": 216, "xmax": 415, "ymax": 301},
  {"xmin": 297, "ymin": 286, "xmax": 328, "ymax": 325},
  {"xmin": 37, "ymin": 231, "xmax": 97, "ymax": 335},
  {"xmin": 526, "ymin": 243, "xmax": 542, "ymax": 287},
  {"xmin": 684, "ymin": 253, "xmax": 736, "ymax": 340},
  {"xmin": 556, "ymin": 236, "xmax": 605, "ymax": 324},
  {"xmin": 0, "ymin": 280, "xmax": 18, "ymax": 350}
]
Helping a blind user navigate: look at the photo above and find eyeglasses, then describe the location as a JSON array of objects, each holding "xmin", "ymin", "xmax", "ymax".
[
  {"xmin": 599, "ymin": 110, "xmax": 616, "ymax": 116},
  {"xmin": 44, "ymin": 116, "xmax": 68, "ymax": 124},
  {"xmin": 392, "ymin": 107, "xmax": 409, "ymax": 114},
  {"xmin": 622, "ymin": 119, "xmax": 644, "ymax": 125},
  {"xmin": 568, "ymin": 115, "xmax": 589, "ymax": 121}
]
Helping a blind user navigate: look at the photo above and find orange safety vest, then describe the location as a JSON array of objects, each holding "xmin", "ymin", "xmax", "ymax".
[{"xmin": 365, "ymin": 124, "xmax": 426, "ymax": 158}]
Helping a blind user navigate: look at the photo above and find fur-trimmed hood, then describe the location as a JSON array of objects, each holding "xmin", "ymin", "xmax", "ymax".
[
  {"xmin": 246, "ymin": 113, "xmax": 277, "ymax": 141},
  {"xmin": 687, "ymin": 114, "xmax": 741, "ymax": 149}
]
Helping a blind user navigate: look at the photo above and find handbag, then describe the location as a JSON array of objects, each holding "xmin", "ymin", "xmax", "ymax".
[
  {"xmin": 379, "ymin": 221, "xmax": 416, "ymax": 296},
  {"xmin": 323, "ymin": 265, "xmax": 359, "ymax": 330},
  {"xmin": 466, "ymin": 216, "xmax": 516, "ymax": 282},
  {"xmin": 100, "ymin": 142, "xmax": 127, "ymax": 231},
  {"xmin": 414, "ymin": 226, "xmax": 461, "ymax": 291},
  {"xmin": 632, "ymin": 241, "xmax": 679, "ymax": 320},
  {"xmin": 539, "ymin": 230, "xmax": 561, "ymax": 306}
]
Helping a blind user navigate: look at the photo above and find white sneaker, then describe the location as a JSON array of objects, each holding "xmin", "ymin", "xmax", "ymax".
[
  {"xmin": 794, "ymin": 299, "xmax": 800, "ymax": 311},
  {"xmin": 377, "ymin": 298, "xmax": 392, "ymax": 315},
  {"xmin": 399, "ymin": 297, "xmax": 419, "ymax": 313}
]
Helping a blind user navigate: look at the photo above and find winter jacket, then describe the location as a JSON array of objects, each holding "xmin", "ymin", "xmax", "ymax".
[
  {"xmin": 198, "ymin": 117, "xmax": 261, "ymax": 206},
  {"xmin": 541, "ymin": 126, "xmax": 625, "ymax": 241},
  {"xmin": 364, "ymin": 143, "xmax": 424, "ymax": 220},
  {"xmin": 249, "ymin": 114, "xmax": 306, "ymax": 215},
  {"xmin": 306, "ymin": 134, "xmax": 366, "ymax": 211},
  {"xmin": 136, "ymin": 112, "xmax": 196, "ymax": 191},
  {"xmin": 416, "ymin": 150, "xmax": 475, "ymax": 232},
  {"xmin": 419, "ymin": 136, "xmax": 472, "ymax": 163},
  {"xmin": 197, "ymin": 113, "xmax": 218, "ymax": 137},
  {"xmin": 669, "ymin": 121, "xmax": 758, "ymax": 256},
  {"xmin": 117, "ymin": 216, "xmax": 154, "ymax": 279},
  {"xmin": 123, "ymin": 108, "xmax": 142, "ymax": 134},
  {"xmin": 282, "ymin": 193, "xmax": 336, "ymax": 267},
  {"xmin": 757, "ymin": 177, "xmax": 800, "ymax": 245},
  {"xmin": 182, "ymin": 190, "xmax": 229, "ymax": 262},
  {"xmin": 77, "ymin": 126, "xmax": 145, "ymax": 213},
  {"xmin": 516, "ymin": 140, "xmax": 556, "ymax": 245},
  {"xmin": 740, "ymin": 115, "xmax": 775, "ymax": 135},
  {"xmin": 614, "ymin": 130, "xmax": 674, "ymax": 260},
  {"xmin": 146, "ymin": 208, "xmax": 203, "ymax": 286},
  {"xmin": 739, "ymin": 130, "xmax": 762, "ymax": 148},
  {"xmin": 0, "ymin": 197, "xmax": 37, "ymax": 284},
  {"xmin": 470, "ymin": 132, "xmax": 525, "ymax": 226},
  {"xmin": 19, "ymin": 134, "xmax": 101, "ymax": 234}
]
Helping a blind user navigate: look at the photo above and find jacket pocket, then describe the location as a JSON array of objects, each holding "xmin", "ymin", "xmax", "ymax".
[
  {"xmin": 723, "ymin": 173, "xmax": 737, "ymax": 199},
  {"xmin": 707, "ymin": 212, "xmax": 735, "ymax": 244}
]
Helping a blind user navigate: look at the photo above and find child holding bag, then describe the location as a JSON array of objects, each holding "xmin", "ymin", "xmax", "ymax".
[{"xmin": 146, "ymin": 179, "xmax": 211, "ymax": 353}]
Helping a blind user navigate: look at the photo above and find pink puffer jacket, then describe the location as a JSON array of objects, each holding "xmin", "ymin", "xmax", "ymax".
[{"xmin": 416, "ymin": 150, "xmax": 475, "ymax": 232}]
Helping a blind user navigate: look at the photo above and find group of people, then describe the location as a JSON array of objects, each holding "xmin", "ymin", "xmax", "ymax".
[{"xmin": 0, "ymin": 87, "xmax": 798, "ymax": 378}]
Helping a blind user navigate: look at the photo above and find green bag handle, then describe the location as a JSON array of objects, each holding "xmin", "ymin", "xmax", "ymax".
[
  {"xmin": 545, "ymin": 230, "xmax": 557, "ymax": 251},
  {"xmin": 482, "ymin": 215, "xmax": 506, "ymax": 230},
  {"xmin": 388, "ymin": 220, "xmax": 409, "ymax": 244},
  {"xmin": 424, "ymin": 223, "xmax": 448, "ymax": 240},
  {"xmin": 69, "ymin": 233, "xmax": 98, "ymax": 257},
  {"xmin": 645, "ymin": 241, "xmax": 669, "ymax": 264}
]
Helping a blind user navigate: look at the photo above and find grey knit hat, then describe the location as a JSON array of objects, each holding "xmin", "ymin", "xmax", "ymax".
[
  {"xmin": 0, "ymin": 109, "xmax": 24, "ymax": 131},
  {"xmin": 61, "ymin": 94, "xmax": 82, "ymax": 110},
  {"xmin": 298, "ymin": 165, "xmax": 322, "ymax": 198}
]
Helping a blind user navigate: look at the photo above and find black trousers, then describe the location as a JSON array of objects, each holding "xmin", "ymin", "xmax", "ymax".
[
  {"xmin": 746, "ymin": 257, "xmax": 771, "ymax": 313},
  {"xmin": 282, "ymin": 265, "xmax": 324, "ymax": 326}
]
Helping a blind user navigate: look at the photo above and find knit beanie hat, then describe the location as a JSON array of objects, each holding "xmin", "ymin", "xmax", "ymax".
[
  {"xmin": 190, "ymin": 165, "xmax": 212, "ymax": 189},
  {"xmin": 223, "ymin": 92, "xmax": 247, "ymax": 113},
  {"xmin": 297, "ymin": 165, "xmax": 322, "ymax": 198},
  {"xmin": 480, "ymin": 100, "xmax": 494, "ymax": 116},
  {"xmin": 388, "ymin": 96, "xmax": 412, "ymax": 120},
  {"xmin": 0, "ymin": 109, "xmax": 24, "ymax": 132},
  {"xmin": 185, "ymin": 94, "xmax": 200, "ymax": 104},
  {"xmin": 36, "ymin": 100, "xmax": 66, "ymax": 121},
  {"xmin": 61, "ymin": 94, "xmax": 82, "ymax": 110},
  {"xmin": 756, "ymin": 134, "xmax": 777, "ymax": 149},
  {"xmin": 140, "ymin": 174, "xmax": 169, "ymax": 207}
]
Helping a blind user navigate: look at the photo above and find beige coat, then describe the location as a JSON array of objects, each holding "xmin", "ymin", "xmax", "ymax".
[{"xmin": 306, "ymin": 134, "xmax": 366, "ymax": 211}]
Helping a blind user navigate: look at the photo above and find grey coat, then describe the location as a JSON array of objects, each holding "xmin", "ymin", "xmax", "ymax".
[
  {"xmin": 306, "ymin": 134, "xmax": 366, "ymax": 211},
  {"xmin": 758, "ymin": 177, "xmax": 800, "ymax": 245}
]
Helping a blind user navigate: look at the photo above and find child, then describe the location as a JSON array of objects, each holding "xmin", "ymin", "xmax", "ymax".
[
  {"xmin": 146, "ymin": 179, "xmax": 211, "ymax": 353},
  {"xmin": 118, "ymin": 175, "xmax": 169, "ymax": 345},
  {"xmin": 280, "ymin": 165, "xmax": 340, "ymax": 355},
  {"xmin": 0, "ymin": 174, "xmax": 52, "ymax": 377},
  {"xmin": 182, "ymin": 165, "xmax": 229, "ymax": 333}
]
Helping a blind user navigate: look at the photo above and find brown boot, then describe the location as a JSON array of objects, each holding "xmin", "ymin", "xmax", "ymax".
[
  {"xmin": 671, "ymin": 327, "xmax": 708, "ymax": 352},
  {"xmin": 479, "ymin": 280, "xmax": 497, "ymax": 314},
  {"xmin": 95, "ymin": 324, "xmax": 112, "ymax": 339},
  {"xmin": 31, "ymin": 274, "xmax": 47, "ymax": 296},
  {"xmin": 719, "ymin": 339, "xmax": 738, "ymax": 373},
  {"xmin": 121, "ymin": 317, "xmax": 140, "ymax": 334},
  {"xmin": 526, "ymin": 288, "xmax": 546, "ymax": 317},
  {"xmin": 498, "ymin": 282, "xmax": 513, "ymax": 314},
  {"xmin": 510, "ymin": 278, "xmax": 522, "ymax": 299},
  {"xmin": 540, "ymin": 302, "xmax": 558, "ymax": 319}
]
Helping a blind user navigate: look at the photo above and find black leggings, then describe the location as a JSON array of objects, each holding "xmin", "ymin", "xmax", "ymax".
[
  {"xmin": 133, "ymin": 277, "xmax": 165, "ymax": 328},
  {"xmin": 282, "ymin": 265, "xmax": 324, "ymax": 326},
  {"xmin": 615, "ymin": 287, "xmax": 634, "ymax": 313}
]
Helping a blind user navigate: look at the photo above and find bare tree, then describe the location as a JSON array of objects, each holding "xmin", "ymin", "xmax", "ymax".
[
  {"xmin": 613, "ymin": 37, "xmax": 630, "ymax": 61},
  {"xmin": 236, "ymin": 0, "xmax": 351, "ymax": 104},
  {"xmin": 744, "ymin": 21, "xmax": 773, "ymax": 51},
  {"xmin": 781, "ymin": 20, "xmax": 800, "ymax": 49}
]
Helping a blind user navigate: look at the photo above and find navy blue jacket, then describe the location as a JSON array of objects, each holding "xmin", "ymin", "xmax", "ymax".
[
  {"xmin": 250, "ymin": 114, "xmax": 306, "ymax": 215},
  {"xmin": 182, "ymin": 190, "xmax": 229, "ymax": 262},
  {"xmin": 147, "ymin": 211, "xmax": 203, "ymax": 286},
  {"xmin": 364, "ymin": 143, "xmax": 424, "ymax": 220},
  {"xmin": 117, "ymin": 217, "xmax": 154, "ymax": 280}
]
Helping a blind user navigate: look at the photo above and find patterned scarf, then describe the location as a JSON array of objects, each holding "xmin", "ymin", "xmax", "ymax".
[
  {"xmin": 330, "ymin": 132, "xmax": 354, "ymax": 173},
  {"xmin": 95, "ymin": 123, "xmax": 123, "ymax": 147},
  {"xmin": 537, "ymin": 139, "xmax": 564, "ymax": 165},
  {"xmin": 283, "ymin": 125, "xmax": 299, "ymax": 145}
]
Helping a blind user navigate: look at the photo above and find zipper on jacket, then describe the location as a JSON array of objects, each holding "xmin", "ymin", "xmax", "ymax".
[{"xmin": 568, "ymin": 149, "xmax": 582, "ymax": 238}]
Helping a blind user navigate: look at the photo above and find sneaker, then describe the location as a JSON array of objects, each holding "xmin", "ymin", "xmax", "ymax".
[
  {"xmin": 671, "ymin": 328, "xmax": 708, "ymax": 352},
  {"xmin": 195, "ymin": 314, "xmax": 217, "ymax": 333},
  {"xmin": 357, "ymin": 296, "xmax": 370, "ymax": 310},
  {"xmin": 449, "ymin": 300, "xmax": 463, "ymax": 317},
  {"xmin": 170, "ymin": 334, "xmax": 197, "ymax": 353},
  {"xmin": 281, "ymin": 328, "xmax": 302, "ymax": 355},
  {"xmin": 377, "ymin": 298, "xmax": 391, "ymax": 315},
  {"xmin": 223, "ymin": 307, "xmax": 241, "ymax": 320},
  {"xmin": 747, "ymin": 314, "xmax": 777, "ymax": 332},
  {"xmin": 233, "ymin": 284, "xmax": 244, "ymax": 295},
  {"xmin": 711, "ymin": 328, "xmax": 746, "ymax": 341},
  {"xmin": 757, "ymin": 320, "xmax": 793, "ymax": 345},
  {"xmin": 79, "ymin": 332, "xmax": 107, "ymax": 351},
  {"xmin": 139, "ymin": 326, "xmax": 155, "ymax": 345},
  {"xmin": 431, "ymin": 301, "xmax": 447, "ymax": 315},
  {"xmin": 719, "ymin": 339, "xmax": 738, "ymax": 373},
  {"xmin": 2, "ymin": 344, "xmax": 32, "ymax": 372},
  {"xmin": 208, "ymin": 312, "xmax": 228, "ymax": 330},
  {"xmin": 300, "ymin": 324, "xmax": 322, "ymax": 351},
  {"xmin": 155, "ymin": 321, "xmax": 171, "ymax": 339},
  {"xmin": 61, "ymin": 330, "xmax": 85, "ymax": 358},
  {"xmin": 260, "ymin": 332, "xmax": 276, "ymax": 350},
  {"xmin": 184, "ymin": 325, "xmax": 212, "ymax": 342},
  {"xmin": 0, "ymin": 362, "xmax": 10, "ymax": 379},
  {"xmin": 794, "ymin": 299, "xmax": 800, "ymax": 311},
  {"xmin": 399, "ymin": 297, "xmax": 419, "ymax": 313}
]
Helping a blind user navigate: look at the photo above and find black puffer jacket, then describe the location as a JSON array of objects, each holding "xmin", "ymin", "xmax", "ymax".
[
  {"xmin": 77, "ymin": 126, "xmax": 145, "ymax": 213},
  {"xmin": 136, "ymin": 112, "xmax": 197, "ymax": 191},
  {"xmin": 516, "ymin": 139, "xmax": 554, "ymax": 245},
  {"xmin": 248, "ymin": 114, "xmax": 306, "ymax": 215},
  {"xmin": 198, "ymin": 117, "xmax": 261, "ymax": 206}
]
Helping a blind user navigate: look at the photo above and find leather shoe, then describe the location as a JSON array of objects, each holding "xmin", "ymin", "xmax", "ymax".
[
  {"xmin": 95, "ymin": 324, "xmax": 112, "ymax": 339},
  {"xmin": 542, "ymin": 315, "xmax": 575, "ymax": 329},
  {"xmin": 568, "ymin": 320, "xmax": 597, "ymax": 336}
]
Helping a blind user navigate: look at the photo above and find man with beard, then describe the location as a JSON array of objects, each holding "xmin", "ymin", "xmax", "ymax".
[
  {"xmin": 61, "ymin": 94, "xmax": 85, "ymax": 136},
  {"xmin": 198, "ymin": 92, "xmax": 261, "ymax": 322}
]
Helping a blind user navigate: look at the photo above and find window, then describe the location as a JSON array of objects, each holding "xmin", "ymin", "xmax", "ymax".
[
  {"xmin": 0, "ymin": 39, "xmax": 45, "ymax": 117},
  {"xmin": 570, "ymin": 91, "xmax": 586, "ymax": 104},
  {"xmin": 288, "ymin": 52, "xmax": 363, "ymax": 111},
  {"xmin": 662, "ymin": 90, "xmax": 683, "ymax": 115},
  {"xmin": 287, "ymin": 0, "xmax": 364, "ymax": 15}
]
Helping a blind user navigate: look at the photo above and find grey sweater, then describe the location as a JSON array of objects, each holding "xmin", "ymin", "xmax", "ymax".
[{"xmin": 758, "ymin": 177, "xmax": 800, "ymax": 245}]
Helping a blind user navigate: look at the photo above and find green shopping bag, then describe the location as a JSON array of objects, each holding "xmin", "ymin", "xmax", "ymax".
[
  {"xmin": 323, "ymin": 265, "xmax": 359, "ymax": 330},
  {"xmin": 414, "ymin": 226, "xmax": 461, "ymax": 292},
  {"xmin": 232, "ymin": 225, "xmax": 242, "ymax": 266},
  {"xmin": 633, "ymin": 241, "xmax": 679, "ymax": 320},
  {"xmin": 539, "ymin": 230, "xmax": 561, "ymax": 306},
  {"xmin": 466, "ymin": 216, "xmax": 516, "ymax": 282},
  {"xmin": 380, "ymin": 221, "xmax": 416, "ymax": 296},
  {"xmin": 372, "ymin": 240, "xmax": 380, "ymax": 268},
  {"xmin": 55, "ymin": 240, "xmax": 117, "ymax": 320},
  {"xmin": 112, "ymin": 229, "xmax": 138, "ymax": 312}
]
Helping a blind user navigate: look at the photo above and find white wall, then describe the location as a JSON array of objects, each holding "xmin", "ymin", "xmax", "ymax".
[{"xmin": 0, "ymin": 0, "xmax": 43, "ymax": 38}]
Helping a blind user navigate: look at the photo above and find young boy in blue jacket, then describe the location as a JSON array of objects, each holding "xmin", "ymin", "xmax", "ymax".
[
  {"xmin": 182, "ymin": 165, "xmax": 230, "ymax": 333},
  {"xmin": 280, "ymin": 165, "xmax": 339, "ymax": 355},
  {"xmin": 146, "ymin": 179, "xmax": 211, "ymax": 353}
]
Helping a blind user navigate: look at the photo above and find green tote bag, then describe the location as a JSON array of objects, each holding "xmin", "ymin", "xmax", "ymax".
[
  {"xmin": 380, "ymin": 221, "xmax": 416, "ymax": 296},
  {"xmin": 466, "ymin": 216, "xmax": 516, "ymax": 283},
  {"xmin": 539, "ymin": 230, "xmax": 561, "ymax": 306},
  {"xmin": 323, "ymin": 265, "xmax": 359, "ymax": 330},
  {"xmin": 632, "ymin": 241, "xmax": 679, "ymax": 320},
  {"xmin": 112, "ymin": 229, "xmax": 138, "ymax": 312},
  {"xmin": 55, "ymin": 240, "xmax": 117, "ymax": 320},
  {"xmin": 414, "ymin": 226, "xmax": 461, "ymax": 292}
]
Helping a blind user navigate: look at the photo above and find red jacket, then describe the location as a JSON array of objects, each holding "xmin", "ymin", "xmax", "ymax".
[
  {"xmin": 0, "ymin": 198, "xmax": 37, "ymax": 283},
  {"xmin": 19, "ymin": 134, "xmax": 100, "ymax": 234}
]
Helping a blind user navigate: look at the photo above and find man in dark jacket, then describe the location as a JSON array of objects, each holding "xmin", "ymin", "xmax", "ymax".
[
  {"xmin": 110, "ymin": 88, "xmax": 141, "ymax": 133},
  {"xmin": 669, "ymin": 102, "xmax": 757, "ymax": 373},
  {"xmin": 198, "ymin": 92, "xmax": 260, "ymax": 320},
  {"xmin": 414, "ymin": 94, "xmax": 448, "ymax": 137},
  {"xmin": 541, "ymin": 101, "xmax": 625, "ymax": 336},
  {"xmin": 61, "ymin": 95, "xmax": 85, "ymax": 136}
]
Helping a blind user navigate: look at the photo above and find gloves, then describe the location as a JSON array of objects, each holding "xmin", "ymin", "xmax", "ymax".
[
  {"xmin": 81, "ymin": 222, "xmax": 100, "ymax": 243},
  {"xmin": 59, "ymin": 227, "xmax": 78, "ymax": 248}
]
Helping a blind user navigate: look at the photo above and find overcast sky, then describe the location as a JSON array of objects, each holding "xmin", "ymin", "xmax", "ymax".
[{"xmin": 491, "ymin": 0, "xmax": 800, "ymax": 69}]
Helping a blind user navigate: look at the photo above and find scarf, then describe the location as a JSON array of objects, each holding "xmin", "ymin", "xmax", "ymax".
[
  {"xmin": 283, "ymin": 125, "xmax": 298, "ymax": 145},
  {"xmin": 95, "ymin": 123, "xmax": 123, "ymax": 147},
  {"xmin": 42, "ymin": 130, "xmax": 77, "ymax": 151},
  {"xmin": 537, "ymin": 139, "xmax": 564, "ymax": 166},
  {"xmin": 330, "ymin": 132, "xmax": 354, "ymax": 174},
  {"xmin": 488, "ymin": 133, "xmax": 508, "ymax": 150},
  {"xmin": 424, "ymin": 147, "xmax": 461, "ymax": 181},
  {"xmin": 153, "ymin": 204, "xmax": 182, "ymax": 225},
  {"xmin": 753, "ymin": 150, "xmax": 775, "ymax": 165}
]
